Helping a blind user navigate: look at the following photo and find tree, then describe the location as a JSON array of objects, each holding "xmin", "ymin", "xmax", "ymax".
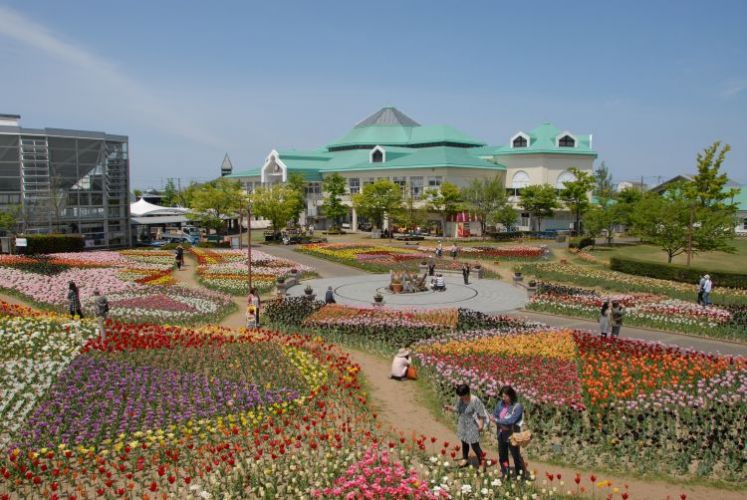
[
  {"xmin": 460, "ymin": 176, "xmax": 508, "ymax": 234},
  {"xmin": 133, "ymin": 188, "xmax": 143, "ymax": 199},
  {"xmin": 0, "ymin": 206, "xmax": 19, "ymax": 233},
  {"xmin": 630, "ymin": 189, "xmax": 690, "ymax": 263},
  {"xmin": 174, "ymin": 181, "xmax": 200, "ymax": 208},
  {"xmin": 352, "ymin": 179, "xmax": 402, "ymax": 229},
  {"xmin": 161, "ymin": 178, "xmax": 178, "ymax": 207},
  {"xmin": 583, "ymin": 205, "xmax": 621, "ymax": 245},
  {"xmin": 426, "ymin": 182, "xmax": 462, "ymax": 235},
  {"xmin": 560, "ymin": 167, "xmax": 595, "ymax": 234},
  {"xmin": 286, "ymin": 172, "xmax": 307, "ymax": 224},
  {"xmin": 321, "ymin": 173, "xmax": 348, "ymax": 228},
  {"xmin": 188, "ymin": 178, "xmax": 246, "ymax": 233},
  {"xmin": 593, "ymin": 161, "xmax": 615, "ymax": 208},
  {"xmin": 682, "ymin": 141, "xmax": 738, "ymax": 263},
  {"xmin": 393, "ymin": 193, "xmax": 428, "ymax": 231},
  {"xmin": 489, "ymin": 205, "xmax": 518, "ymax": 232},
  {"xmin": 614, "ymin": 187, "xmax": 643, "ymax": 228},
  {"xmin": 250, "ymin": 184, "xmax": 302, "ymax": 232},
  {"xmin": 519, "ymin": 184, "xmax": 558, "ymax": 231}
]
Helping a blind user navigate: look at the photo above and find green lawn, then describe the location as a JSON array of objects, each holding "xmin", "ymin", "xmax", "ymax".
[{"xmin": 588, "ymin": 239, "xmax": 747, "ymax": 273}]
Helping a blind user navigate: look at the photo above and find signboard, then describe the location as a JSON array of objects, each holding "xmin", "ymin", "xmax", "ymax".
[{"xmin": 15, "ymin": 238, "xmax": 27, "ymax": 247}]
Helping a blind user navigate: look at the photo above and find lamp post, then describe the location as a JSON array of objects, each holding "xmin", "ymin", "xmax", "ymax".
[{"xmin": 247, "ymin": 203, "xmax": 253, "ymax": 292}]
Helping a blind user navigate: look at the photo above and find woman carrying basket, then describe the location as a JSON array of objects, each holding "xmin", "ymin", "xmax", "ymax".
[{"xmin": 490, "ymin": 385, "xmax": 527, "ymax": 479}]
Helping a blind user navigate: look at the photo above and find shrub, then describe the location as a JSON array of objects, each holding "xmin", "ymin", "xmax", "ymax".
[
  {"xmin": 264, "ymin": 297, "xmax": 324, "ymax": 326},
  {"xmin": 568, "ymin": 237, "xmax": 595, "ymax": 249},
  {"xmin": 195, "ymin": 241, "xmax": 230, "ymax": 248},
  {"xmin": 19, "ymin": 234, "xmax": 84, "ymax": 254},
  {"xmin": 610, "ymin": 256, "xmax": 747, "ymax": 290}
]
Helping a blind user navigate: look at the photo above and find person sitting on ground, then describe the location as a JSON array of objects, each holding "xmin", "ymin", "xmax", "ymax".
[
  {"xmin": 390, "ymin": 348, "xmax": 412, "ymax": 381},
  {"xmin": 325, "ymin": 286, "xmax": 336, "ymax": 304},
  {"xmin": 434, "ymin": 273, "xmax": 446, "ymax": 291}
]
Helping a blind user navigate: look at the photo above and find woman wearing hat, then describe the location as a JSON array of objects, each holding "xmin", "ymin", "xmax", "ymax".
[{"xmin": 390, "ymin": 348, "xmax": 412, "ymax": 381}]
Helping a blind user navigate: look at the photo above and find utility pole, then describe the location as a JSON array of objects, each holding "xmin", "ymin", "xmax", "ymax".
[{"xmin": 247, "ymin": 203, "xmax": 253, "ymax": 292}]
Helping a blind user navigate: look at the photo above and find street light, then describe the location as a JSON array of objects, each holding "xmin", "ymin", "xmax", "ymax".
[{"xmin": 247, "ymin": 202, "xmax": 253, "ymax": 292}]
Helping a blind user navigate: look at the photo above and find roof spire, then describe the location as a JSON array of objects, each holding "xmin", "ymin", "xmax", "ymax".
[
  {"xmin": 220, "ymin": 153, "xmax": 233, "ymax": 176},
  {"xmin": 354, "ymin": 106, "xmax": 420, "ymax": 128}
]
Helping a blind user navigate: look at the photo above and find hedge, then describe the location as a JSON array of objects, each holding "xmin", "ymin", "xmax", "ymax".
[
  {"xmin": 610, "ymin": 256, "xmax": 747, "ymax": 289},
  {"xmin": 19, "ymin": 234, "xmax": 84, "ymax": 254}
]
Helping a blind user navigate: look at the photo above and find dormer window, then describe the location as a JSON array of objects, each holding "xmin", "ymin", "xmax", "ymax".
[
  {"xmin": 513, "ymin": 136, "xmax": 527, "ymax": 148},
  {"xmin": 558, "ymin": 134, "xmax": 575, "ymax": 148},
  {"xmin": 370, "ymin": 146, "xmax": 386, "ymax": 163}
]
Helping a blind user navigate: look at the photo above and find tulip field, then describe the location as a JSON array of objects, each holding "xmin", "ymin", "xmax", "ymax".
[
  {"xmin": 528, "ymin": 282, "xmax": 747, "ymax": 340},
  {"xmin": 191, "ymin": 247, "xmax": 314, "ymax": 295},
  {"xmin": 415, "ymin": 324, "xmax": 747, "ymax": 482},
  {"xmin": 416, "ymin": 245, "xmax": 549, "ymax": 261},
  {"xmin": 0, "ymin": 300, "xmax": 600, "ymax": 499},
  {"xmin": 0, "ymin": 252, "xmax": 236, "ymax": 325}
]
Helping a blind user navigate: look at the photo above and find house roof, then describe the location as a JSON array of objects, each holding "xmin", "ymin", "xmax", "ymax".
[
  {"xmin": 483, "ymin": 122, "xmax": 596, "ymax": 157},
  {"xmin": 355, "ymin": 106, "xmax": 420, "ymax": 127},
  {"xmin": 317, "ymin": 146, "xmax": 504, "ymax": 173}
]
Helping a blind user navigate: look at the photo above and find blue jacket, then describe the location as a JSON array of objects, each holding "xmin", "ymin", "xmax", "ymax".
[{"xmin": 493, "ymin": 401, "xmax": 523, "ymax": 427}]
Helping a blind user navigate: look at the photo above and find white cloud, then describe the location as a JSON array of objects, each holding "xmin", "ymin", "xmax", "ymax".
[
  {"xmin": 0, "ymin": 5, "xmax": 225, "ymax": 148},
  {"xmin": 721, "ymin": 78, "xmax": 747, "ymax": 98}
]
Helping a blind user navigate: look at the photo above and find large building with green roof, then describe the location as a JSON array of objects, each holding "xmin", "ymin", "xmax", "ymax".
[{"xmin": 225, "ymin": 106, "xmax": 597, "ymax": 234}]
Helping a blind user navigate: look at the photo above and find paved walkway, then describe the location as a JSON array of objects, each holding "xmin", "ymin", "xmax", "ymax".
[
  {"xmin": 511, "ymin": 310, "xmax": 747, "ymax": 356},
  {"xmin": 287, "ymin": 273, "xmax": 528, "ymax": 312},
  {"xmin": 253, "ymin": 244, "xmax": 365, "ymax": 278}
]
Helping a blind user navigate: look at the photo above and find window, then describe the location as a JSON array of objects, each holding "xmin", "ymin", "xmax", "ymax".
[
  {"xmin": 371, "ymin": 149, "xmax": 384, "ymax": 163},
  {"xmin": 558, "ymin": 135, "xmax": 575, "ymax": 148},
  {"xmin": 410, "ymin": 176, "xmax": 424, "ymax": 198},
  {"xmin": 363, "ymin": 177, "xmax": 375, "ymax": 187},
  {"xmin": 512, "ymin": 136, "xmax": 528, "ymax": 148},
  {"xmin": 427, "ymin": 176, "xmax": 442, "ymax": 189},
  {"xmin": 743, "ymin": 218, "xmax": 747, "ymax": 230},
  {"xmin": 521, "ymin": 213, "xmax": 530, "ymax": 227},
  {"xmin": 556, "ymin": 171, "xmax": 577, "ymax": 189},
  {"xmin": 392, "ymin": 176, "xmax": 406, "ymax": 190},
  {"xmin": 510, "ymin": 171, "xmax": 530, "ymax": 196},
  {"xmin": 348, "ymin": 178, "xmax": 360, "ymax": 194},
  {"xmin": 305, "ymin": 182, "xmax": 321, "ymax": 195}
]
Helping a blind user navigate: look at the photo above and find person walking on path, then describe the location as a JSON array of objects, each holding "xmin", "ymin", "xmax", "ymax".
[
  {"xmin": 246, "ymin": 288, "xmax": 260, "ymax": 328},
  {"xmin": 611, "ymin": 300, "xmax": 625, "ymax": 338},
  {"xmin": 697, "ymin": 275, "xmax": 706, "ymax": 305},
  {"xmin": 67, "ymin": 281, "xmax": 84, "ymax": 319},
  {"xmin": 702, "ymin": 275, "xmax": 713, "ymax": 306},
  {"xmin": 444, "ymin": 384, "xmax": 488, "ymax": 470},
  {"xmin": 175, "ymin": 245, "xmax": 185, "ymax": 270},
  {"xmin": 428, "ymin": 258, "xmax": 436, "ymax": 277},
  {"xmin": 92, "ymin": 289, "xmax": 109, "ymax": 340},
  {"xmin": 450, "ymin": 244, "xmax": 459, "ymax": 260},
  {"xmin": 491, "ymin": 385, "xmax": 527, "ymax": 479},
  {"xmin": 251, "ymin": 287, "xmax": 260, "ymax": 326},
  {"xmin": 462, "ymin": 263, "xmax": 471, "ymax": 285},
  {"xmin": 390, "ymin": 348, "xmax": 412, "ymax": 381},
  {"xmin": 325, "ymin": 286, "xmax": 336, "ymax": 304},
  {"xmin": 436, "ymin": 241, "xmax": 443, "ymax": 258},
  {"xmin": 598, "ymin": 300, "xmax": 610, "ymax": 337}
]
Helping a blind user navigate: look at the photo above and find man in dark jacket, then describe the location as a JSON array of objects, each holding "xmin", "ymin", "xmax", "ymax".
[{"xmin": 325, "ymin": 286, "xmax": 336, "ymax": 304}]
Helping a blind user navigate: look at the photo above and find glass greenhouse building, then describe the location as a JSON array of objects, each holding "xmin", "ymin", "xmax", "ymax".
[{"xmin": 0, "ymin": 114, "xmax": 131, "ymax": 248}]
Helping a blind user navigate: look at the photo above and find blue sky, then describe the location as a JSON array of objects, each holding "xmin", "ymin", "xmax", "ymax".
[{"xmin": 1, "ymin": 0, "xmax": 746, "ymax": 189}]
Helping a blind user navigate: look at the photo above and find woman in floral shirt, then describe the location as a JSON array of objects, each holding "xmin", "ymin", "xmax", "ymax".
[{"xmin": 444, "ymin": 384, "xmax": 488, "ymax": 469}]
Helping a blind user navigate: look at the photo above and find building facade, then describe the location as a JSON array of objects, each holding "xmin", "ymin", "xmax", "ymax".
[
  {"xmin": 0, "ymin": 114, "xmax": 131, "ymax": 248},
  {"xmin": 226, "ymin": 107, "xmax": 597, "ymax": 234}
]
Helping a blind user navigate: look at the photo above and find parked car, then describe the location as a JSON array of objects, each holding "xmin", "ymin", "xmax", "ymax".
[
  {"xmin": 358, "ymin": 222, "xmax": 373, "ymax": 231},
  {"xmin": 395, "ymin": 232, "xmax": 425, "ymax": 241},
  {"xmin": 146, "ymin": 235, "xmax": 193, "ymax": 247}
]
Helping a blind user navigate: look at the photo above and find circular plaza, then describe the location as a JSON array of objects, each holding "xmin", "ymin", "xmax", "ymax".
[{"xmin": 286, "ymin": 273, "xmax": 528, "ymax": 313}]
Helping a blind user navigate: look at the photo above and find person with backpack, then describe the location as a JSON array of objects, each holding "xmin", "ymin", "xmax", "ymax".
[
  {"xmin": 67, "ymin": 281, "xmax": 84, "ymax": 319},
  {"xmin": 444, "ymin": 384, "xmax": 488, "ymax": 471},
  {"xmin": 491, "ymin": 385, "xmax": 527, "ymax": 478},
  {"xmin": 93, "ymin": 289, "xmax": 109, "ymax": 340}
]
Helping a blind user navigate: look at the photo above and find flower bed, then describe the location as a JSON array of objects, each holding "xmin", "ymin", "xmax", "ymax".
[
  {"xmin": 517, "ymin": 261, "xmax": 747, "ymax": 305},
  {"xmin": 297, "ymin": 243, "xmax": 467, "ymax": 273},
  {"xmin": 101, "ymin": 286, "xmax": 236, "ymax": 324},
  {"xmin": 191, "ymin": 247, "xmax": 313, "ymax": 295},
  {"xmin": 415, "ymin": 323, "xmax": 747, "ymax": 483},
  {"xmin": 527, "ymin": 282, "xmax": 746, "ymax": 341},
  {"xmin": 418, "ymin": 244, "xmax": 548, "ymax": 260},
  {"xmin": 0, "ymin": 304, "xmax": 592, "ymax": 499}
]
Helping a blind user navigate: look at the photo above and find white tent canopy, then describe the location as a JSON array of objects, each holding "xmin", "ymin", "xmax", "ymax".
[{"xmin": 130, "ymin": 198, "xmax": 190, "ymax": 218}]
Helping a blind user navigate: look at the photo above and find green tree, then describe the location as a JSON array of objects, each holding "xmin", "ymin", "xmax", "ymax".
[
  {"xmin": 519, "ymin": 184, "xmax": 558, "ymax": 231},
  {"xmin": 682, "ymin": 141, "xmax": 738, "ymax": 263},
  {"xmin": 560, "ymin": 167, "xmax": 595, "ymax": 234},
  {"xmin": 593, "ymin": 162, "xmax": 615, "ymax": 208},
  {"xmin": 133, "ymin": 188, "xmax": 143, "ymax": 199},
  {"xmin": 321, "ymin": 173, "xmax": 348, "ymax": 228},
  {"xmin": 489, "ymin": 205, "xmax": 518, "ymax": 232},
  {"xmin": 426, "ymin": 181, "xmax": 462, "ymax": 236},
  {"xmin": 630, "ymin": 189, "xmax": 690, "ymax": 263},
  {"xmin": 583, "ymin": 204, "xmax": 621, "ymax": 245},
  {"xmin": 250, "ymin": 184, "xmax": 302, "ymax": 232},
  {"xmin": 393, "ymin": 193, "xmax": 428, "ymax": 231},
  {"xmin": 0, "ymin": 206, "xmax": 19, "ymax": 232},
  {"xmin": 188, "ymin": 178, "xmax": 246, "ymax": 233},
  {"xmin": 460, "ymin": 176, "xmax": 508, "ymax": 235},
  {"xmin": 175, "ymin": 181, "xmax": 200, "ymax": 208},
  {"xmin": 352, "ymin": 179, "xmax": 403, "ymax": 229},
  {"xmin": 286, "ymin": 172, "xmax": 307, "ymax": 224},
  {"xmin": 614, "ymin": 187, "xmax": 643, "ymax": 228},
  {"xmin": 161, "ymin": 178, "xmax": 178, "ymax": 207}
]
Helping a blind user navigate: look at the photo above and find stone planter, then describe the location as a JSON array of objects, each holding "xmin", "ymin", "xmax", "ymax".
[
  {"xmin": 373, "ymin": 294, "xmax": 384, "ymax": 306},
  {"xmin": 391, "ymin": 283, "xmax": 403, "ymax": 294},
  {"xmin": 512, "ymin": 271, "xmax": 523, "ymax": 285}
]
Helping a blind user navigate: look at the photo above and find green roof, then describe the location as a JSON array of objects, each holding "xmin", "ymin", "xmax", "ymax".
[
  {"xmin": 317, "ymin": 146, "xmax": 503, "ymax": 173},
  {"xmin": 485, "ymin": 122, "xmax": 597, "ymax": 157}
]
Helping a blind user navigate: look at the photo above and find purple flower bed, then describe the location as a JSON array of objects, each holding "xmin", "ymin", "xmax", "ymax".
[{"xmin": 13, "ymin": 354, "xmax": 299, "ymax": 450}]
